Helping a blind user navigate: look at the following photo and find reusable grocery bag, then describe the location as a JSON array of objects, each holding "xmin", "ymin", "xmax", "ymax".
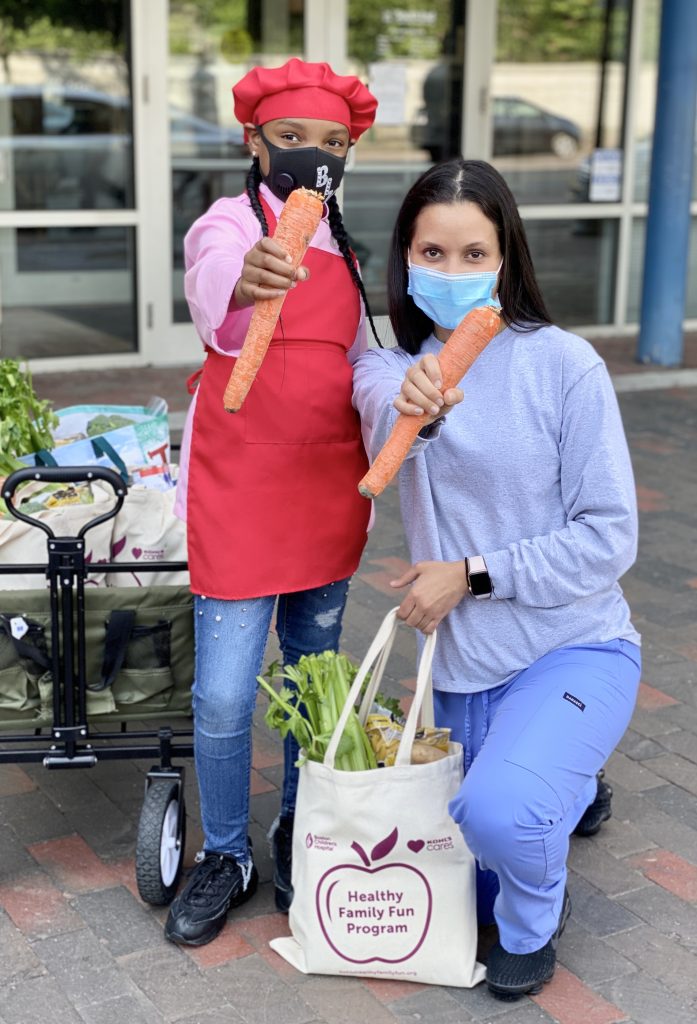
[
  {"xmin": 0, "ymin": 482, "xmax": 114, "ymax": 590},
  {"xmin": 269, "ymin": 608, "xmax": 485, "ymax": 988},
  {"xmin": 103, "ymin": 480, "xmax": 188, "ymax": 588},
  {"xmin": 19, "ymin": 399, "xmax": 170, "ymax": 484}
]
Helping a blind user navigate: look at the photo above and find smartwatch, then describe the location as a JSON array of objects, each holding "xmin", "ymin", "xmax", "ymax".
[{"xmin": 466, "ymin": 555, "xmax": 492, "ymax": 600}]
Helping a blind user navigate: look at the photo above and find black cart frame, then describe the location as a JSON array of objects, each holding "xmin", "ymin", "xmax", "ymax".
[{"xmin": 0, "ymin": 464, "xmax": 194, "ymax": 904}]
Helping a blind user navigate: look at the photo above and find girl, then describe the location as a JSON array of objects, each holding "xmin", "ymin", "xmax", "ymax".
[
  {"xmin": 352, "ymin": 159, "xmax": 641, "ymax": 999},
  {"xmin": 167, "ymin": 59, "xmax": 378, "ymax": 946}
]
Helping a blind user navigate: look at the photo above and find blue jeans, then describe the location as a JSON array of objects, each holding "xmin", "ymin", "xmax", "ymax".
[
  {"xmin": 192, "ymin": 578, "xmax": 351, "ymax": 861},
  {"xmin": 435, "ymin": 639, "xmax": 641, "ymax": 954}
]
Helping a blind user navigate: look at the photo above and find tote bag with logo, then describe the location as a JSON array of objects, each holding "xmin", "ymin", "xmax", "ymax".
[
  {"xmin": 103, "ymin": 481, "xmax": 188, "ymax": 588},
  {"xmin": 270, "ymin": 608, "xmax": 485, "ymax": 988}
]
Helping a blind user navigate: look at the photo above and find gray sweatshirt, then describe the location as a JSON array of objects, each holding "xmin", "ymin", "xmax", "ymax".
[{"xmin": 352, "ymin": 324, "xmax": 640, "ymax": 693}]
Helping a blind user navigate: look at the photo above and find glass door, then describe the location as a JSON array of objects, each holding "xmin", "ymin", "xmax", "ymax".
[
  {"xmin": 342, "ymin": 0, "xmax": 466, "ymax": 316},
  {"xmin": 0, "ymin": 1, "xmax": 138, "ymax": 362},
  {"xmin": 489, "ymin": 0, "xmax": 633, "ymax": 328},
  {"xmin": 160, "ymin": 0, "xmax": 305, "ymax": 361}
]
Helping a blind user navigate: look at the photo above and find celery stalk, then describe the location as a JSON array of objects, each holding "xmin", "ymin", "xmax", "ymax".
[
  {"xmin": 332, "ymin": 654, "xmax": 376, "ymax": 771},
  {"xmin": 257, "ymin": 650, "xmax": 379, "ymax": 771}
]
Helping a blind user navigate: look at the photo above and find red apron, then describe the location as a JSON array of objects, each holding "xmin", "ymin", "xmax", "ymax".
[{"xmin": 187, "ymin": 200, "xmax": 370, "ymax": 599}]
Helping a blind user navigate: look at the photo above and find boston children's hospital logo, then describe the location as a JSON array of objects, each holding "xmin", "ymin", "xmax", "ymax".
[{"xmin": 315, "ymin": 827, "xmax": 433, "ymax": 964}]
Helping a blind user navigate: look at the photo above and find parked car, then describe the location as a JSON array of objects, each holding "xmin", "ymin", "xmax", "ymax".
[
  {"xmin": 491, "ymin": 96, "xmax": 581, "ymax": 158},
  {"xmin": 0, "ymin": 84, "xmax": 247, "ymax": 210},
  {"xmin": 411, "ymin": 92, "xmax": 582, "ymax": 162}
]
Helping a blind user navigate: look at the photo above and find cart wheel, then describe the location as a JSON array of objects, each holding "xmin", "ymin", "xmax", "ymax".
[{"xmin": 135, "ymin": 778, "xmax": 186, "ymax": 905}]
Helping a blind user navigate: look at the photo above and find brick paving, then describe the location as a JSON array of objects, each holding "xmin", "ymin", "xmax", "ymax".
[{"xmin": 1, "ymin": 337, "xmax": 697, "ymax": 1023}]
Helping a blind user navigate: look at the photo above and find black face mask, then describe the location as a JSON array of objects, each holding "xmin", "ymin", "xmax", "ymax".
[{"xmin": 258, "ymin": 127, "xmax": 346, "ymax": 202}]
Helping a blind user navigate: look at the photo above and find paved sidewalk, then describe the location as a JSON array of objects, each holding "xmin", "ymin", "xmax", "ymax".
[{"xmin": 1, "ymin": 338, "xmax": 697, "ymax": 1024}]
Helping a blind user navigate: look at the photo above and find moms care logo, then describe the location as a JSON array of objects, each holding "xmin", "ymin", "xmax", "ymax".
[{"xmin": 315, "ymin": 827, "xmax": 432, "ymax": 965}]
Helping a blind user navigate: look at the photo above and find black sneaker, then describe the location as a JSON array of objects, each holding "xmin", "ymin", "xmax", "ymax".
[
  {"xmin": 164, "ymin": 852, "xmax": 258, "ymax": 946},
  {"xmin": 573, "ymin": 769, "xmax": 613, "ymax": 837},
  {"xmin": 486, "ymin": 888, "xmax": 571, "ymax": 1001},
  {"xmin": 269, "ymin": 814, "xmax": 294, "ymax": 913}
]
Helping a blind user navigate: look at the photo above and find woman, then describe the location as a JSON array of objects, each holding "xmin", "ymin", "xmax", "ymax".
[
  {"xmin": 352, "ymin": 159, "xmax": 640, "ymax": 999},
  {"xmin": 168, "ymin": 59, "xmax": 378, "ymax": 946}
]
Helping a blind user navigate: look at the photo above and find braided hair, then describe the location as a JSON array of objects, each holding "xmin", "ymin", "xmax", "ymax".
[
  {"xmin": 245, "ymin": 159, "xmax": 382, "ymax": 347},
  {"xmin": 245, "ymin": 159, "xmax": 269, "ymax": 236},
  {"xmin": 326, "ymin": 194, "xmax": 381, "ymax": 347}
]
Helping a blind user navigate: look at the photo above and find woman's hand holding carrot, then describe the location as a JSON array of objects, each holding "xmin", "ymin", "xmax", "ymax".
[
  {"xmin": 394, "ymin": 352, "xmax": 464, "ymax": 420},
  {"xmin": 233, "ymin": 237, "xmax": 310, "ymax": 308},
  {"xmin": 358, "ymin": 305, "xmax": 501, "ymax": 498},
  {"xmin": 390, "ymin": 560, "xmax": 469, "ymax": 634}
]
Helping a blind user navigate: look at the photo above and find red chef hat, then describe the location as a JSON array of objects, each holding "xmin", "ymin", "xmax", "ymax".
[{"xmin": 232, "ymin": 58, "xmax": 377, "ymax": 141}]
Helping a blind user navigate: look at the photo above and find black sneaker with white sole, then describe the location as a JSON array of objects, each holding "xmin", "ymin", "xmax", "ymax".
[
  {"xmin": 164, "ymin": 852, "xmax": 258, "ymax": 946},
  {"xmin": 486, "ymin": 888, "xmax": 571, "ymax": 1001},
  {"xmin": 269, "ymin": 813, "xmax": 294, "ymax": 913}
]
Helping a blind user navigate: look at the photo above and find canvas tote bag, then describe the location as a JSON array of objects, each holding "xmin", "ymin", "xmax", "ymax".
[
  {"xmin": 270, "ymin": 608, "xmax": 485, "ymax": 988},
  {"xmin": 0, "ymin": 482, "xmax": 114, "ymax": 591},
  {"xmin": 103, "ymin": 483, "xmax": 188, "ymax": 588}
]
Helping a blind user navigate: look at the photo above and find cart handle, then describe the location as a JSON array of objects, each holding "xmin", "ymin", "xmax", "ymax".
[{"xmin": 2, "ymin": 466, "xmax": 127, "ymax": 540}]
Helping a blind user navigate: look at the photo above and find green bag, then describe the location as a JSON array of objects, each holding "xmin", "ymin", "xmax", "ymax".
[
  {"xmin": 0, "ymin": 586, "xmax": 194, "ymax": 730},
  {"xmin": 0, "ymin": 604, "xmax": 52, "ymax": 722}
]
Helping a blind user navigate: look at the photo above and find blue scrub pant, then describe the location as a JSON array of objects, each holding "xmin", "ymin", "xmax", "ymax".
[{"xmin": 434, "ymin": 639, "xmax": 641, "ymax": 955}]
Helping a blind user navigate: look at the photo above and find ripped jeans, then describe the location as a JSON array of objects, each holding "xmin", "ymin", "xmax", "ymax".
[{"xmin": 192, "ymin": 578, "xmax": 351, "ymax": 861}]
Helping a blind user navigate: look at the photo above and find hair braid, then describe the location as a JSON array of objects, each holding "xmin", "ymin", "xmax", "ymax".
[
  {"xmin": 246, "ymin": 165, "xmax": 381, "ymax": 347},
  {"xmin": 327, "ymin": 195, "xmax": 382, "ymax": 347},
  {"xmin": 245, "ymin": 159, "xmax": 269, "ymax": 235}
]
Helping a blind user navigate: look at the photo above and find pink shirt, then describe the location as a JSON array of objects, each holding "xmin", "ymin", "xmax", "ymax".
[{"xmin": 174, "ymin": 183, "xmax": 367, "ymax": 519}]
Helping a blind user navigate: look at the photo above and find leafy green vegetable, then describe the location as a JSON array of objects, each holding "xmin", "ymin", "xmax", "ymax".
[
  {"xmin": 257, "ymin": 650, "xmax": 381, "ymax": 771},
  {"xmin": 0, "ymin": 359, "xmax": 59, "ymax": 476},
  {"xmin": 86, "ymin": 413, "xmax": 135, "ymax": 436},
  {"xmin": 373, "ymin": 691, "xmax": 404, "ymax": 722}
]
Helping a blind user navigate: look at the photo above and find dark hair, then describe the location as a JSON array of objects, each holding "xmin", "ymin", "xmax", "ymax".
[
  {"xmin": 245, "ymin": 159, "xmax": 381, "ymax": 346},
  {"xmin": 387, "ymin": 159, "xmax": 551, "ymax": 355}
]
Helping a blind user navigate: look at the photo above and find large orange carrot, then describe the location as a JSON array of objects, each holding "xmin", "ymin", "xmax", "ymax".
[
  {"xmin": 358, "ymin": 305, "xmax": 501, "ymax": 499},
  {"xmin": 223, "ymin": 187, "xmax": 324, "ymax": 412}
]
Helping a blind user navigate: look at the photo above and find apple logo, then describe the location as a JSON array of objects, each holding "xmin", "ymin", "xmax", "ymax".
[{"xmin": 315, "ymin": 827, "xmax": 432, "ymax": 964}]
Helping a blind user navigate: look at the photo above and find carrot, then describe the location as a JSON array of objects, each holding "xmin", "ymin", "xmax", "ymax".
[
  {"xmin": 223, "ymin": 187, "xmax": 325, "ymax": 412},
  {"xmin": 358, "ymin": 305, "xmax": 501, "ymax": 499}
]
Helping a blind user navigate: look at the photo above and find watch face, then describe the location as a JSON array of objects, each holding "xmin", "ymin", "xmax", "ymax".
[{"xmin": 469, "ymin": 571, "xmax": 491, "ymax": 598}]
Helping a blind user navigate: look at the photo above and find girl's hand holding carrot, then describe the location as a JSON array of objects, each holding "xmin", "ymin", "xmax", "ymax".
[
  {"xmin": 233, "ymin": 236, "xmax": 310, "ymax": 308},
  {"xmin": 224, "ymin": 186, "xmax": 324, "ymax": 412},
  {"xmin": 394, "ymin": 352, "xmax": 464, "ymax": 420}
]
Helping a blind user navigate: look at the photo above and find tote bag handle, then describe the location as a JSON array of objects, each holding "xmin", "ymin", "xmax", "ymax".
[
  {"xmin": 355, "ymin": 632, "xmax": 435, "ymax": 731},
  {"xmin": 356, "ymin": 611, "xmax": 436, "ymax": 738},
  {"xmin": 323, "ymin": 607, "xmax": 437, "ymax": 769}
]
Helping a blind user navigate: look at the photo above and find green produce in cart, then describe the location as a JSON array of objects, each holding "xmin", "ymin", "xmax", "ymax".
[{"xmin": 0, "ymin": 359, "xmax": 58, "ymax": 477}]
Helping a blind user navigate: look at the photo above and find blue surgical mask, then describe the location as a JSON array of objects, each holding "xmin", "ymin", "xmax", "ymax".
[{"xmin": 407, "ymin": 260, "xmax": 502, "ymax": 330}]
